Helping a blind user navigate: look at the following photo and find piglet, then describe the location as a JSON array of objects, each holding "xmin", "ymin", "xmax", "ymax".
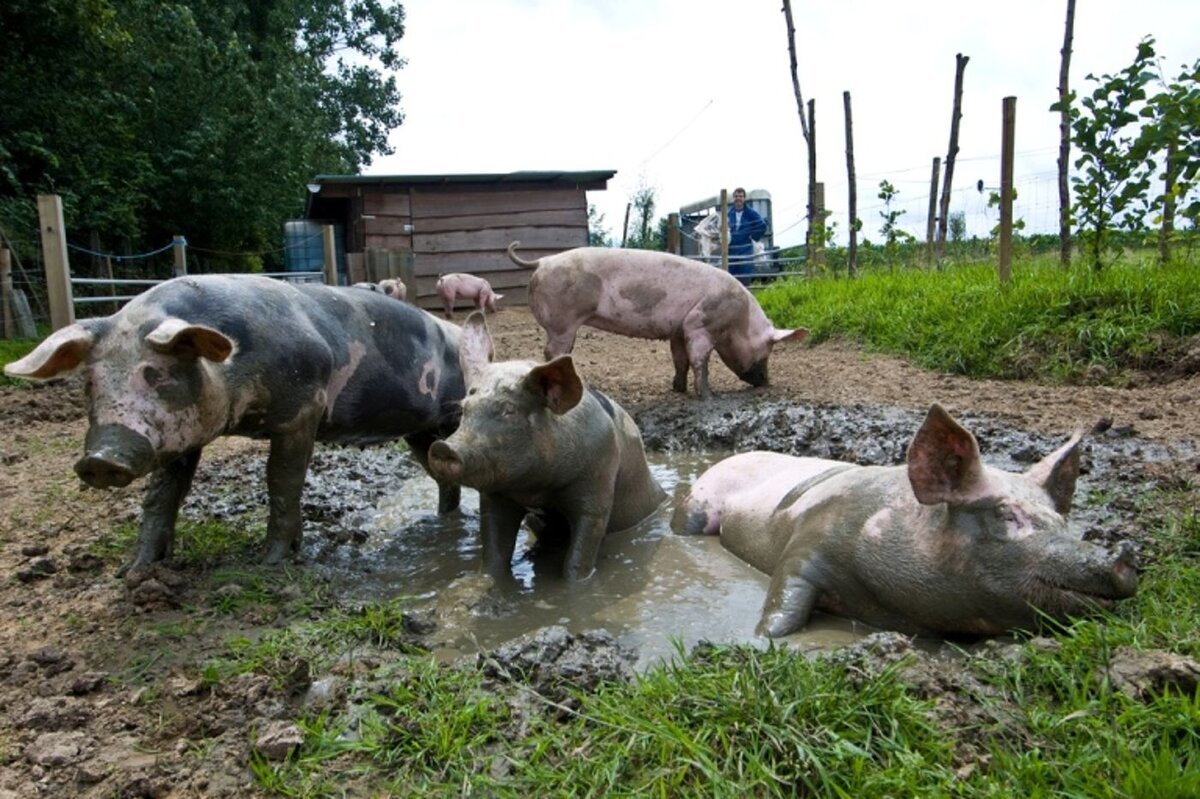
[
  {"xmin": 427, "ymin": 312, "xmax": 665, "ymax": 580},
  {"xmin": 435, "ymin": 273, "xmax": 502, "ymax": 319}
]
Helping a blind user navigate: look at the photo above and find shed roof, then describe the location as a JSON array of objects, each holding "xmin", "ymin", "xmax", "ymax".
[{"xmin": 310, "ymin": 170, "xmax": 616, "ymax": 188}]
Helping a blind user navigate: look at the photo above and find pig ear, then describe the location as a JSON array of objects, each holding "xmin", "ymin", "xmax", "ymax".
[
  {"xmin": 772, "ymin": 328, "xmax": 809, "ymax": 345},
  {"xmin": 527, "ymin": 355, "xmax": 584, "ymax": 415},
  {"xmin": 906, "ymin": 403, "xmax": 985, "ymax": 505},
  {"xmin": 3, "ymin": 323, "xmax": 97, "ymax": 379},
  {"xmin": 459, "ymin": 311, "xmax": 495, "ymax": 387},
  {"xmin": 145, "ymin": 318, "xmax": 233, "ymax": 362},
  {"xmin": 1026, "ymin": 431, "xmax": 1083, "ymax": 515}
]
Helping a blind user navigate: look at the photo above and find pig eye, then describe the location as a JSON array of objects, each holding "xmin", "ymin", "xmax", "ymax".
[
  {"xmin": 467, "ymin": 388, "xmax": 478, "ymax": 396},
  {"xmin": 142, "ymin": 365, "xmax": 164, "ymax": 387}
]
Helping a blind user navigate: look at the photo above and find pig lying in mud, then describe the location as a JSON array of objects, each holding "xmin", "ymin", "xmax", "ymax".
[
  {"xmin": 427, "ymin": 311, "xmax": 665, "ymax": 581},
  {"xmin": 673, "ymin": 403, "xmax": 1139, "ymax": 637},
  {"xmin": 4, "ymin": 275, "xmax": 464, "ymax": 574},
  {"xmin": 435, "ymin": 273, "xmax": 502, "ymax": 319},
  {"xmin": 507, "ymin": 242, "xmax": 807, "ymax": 399}
]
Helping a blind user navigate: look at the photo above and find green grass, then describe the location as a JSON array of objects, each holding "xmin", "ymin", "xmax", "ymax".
[
  {"xmin": 231, "ymin": 495, "xmax": 1199, "ymax": 798},
  {"xmin": 758, "ymin": 255, "xmax": 1200, "ymax": 383}
]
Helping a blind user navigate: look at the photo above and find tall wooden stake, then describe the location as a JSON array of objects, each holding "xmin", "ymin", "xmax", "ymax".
[
  {"xmin": 999, "ymin": 97, "xmax": 1016, "ymax": 285},
  {"xmin": 926, "ymin": 157, "xmax": 942, "ymax": 266},
  {"xmin": 781, "ymin": 0, "xmax": 816, "ymax": 266},
  {"xmin": 0, "ymin": 249, "xmax": 13, "ymax": 339},
  {"xmin": 1057, "ymin": 0, "xmax": 1076, "ymax": 268},
  {"xmin": 936, "ymin": 53, "xmax": 969, "ymax": 261},
  {"xmin": 843, "ymin": 90, "xmax": 858, "ymax": 278}
]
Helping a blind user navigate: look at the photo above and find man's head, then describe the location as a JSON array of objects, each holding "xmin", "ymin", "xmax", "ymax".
[{"xmin": 732, "ymin": 187, "xmax": 746, "ymax": 210}]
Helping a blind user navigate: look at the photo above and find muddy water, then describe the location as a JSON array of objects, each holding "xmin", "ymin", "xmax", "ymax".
[
  {"xmin": 315, "ymin": 451, "xmax": 866, "ymax": 669},
  {"xmin": 225, "ymin": 398, "xmax": 1191, "ymax": 669}
]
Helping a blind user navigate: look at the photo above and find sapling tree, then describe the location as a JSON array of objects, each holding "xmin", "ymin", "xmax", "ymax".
[
  {"xmin": 878, "ymin": 180, "xmax": 914, "ymax": 266},
  {"xmin": 1059, "ymin": 37, "xmax": 1200, "ymax": 269}
]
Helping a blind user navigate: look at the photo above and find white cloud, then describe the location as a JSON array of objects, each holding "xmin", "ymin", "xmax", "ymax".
[{"xmin": 370, "ymin": 0, "xmax": 1200, "ymax": 247}]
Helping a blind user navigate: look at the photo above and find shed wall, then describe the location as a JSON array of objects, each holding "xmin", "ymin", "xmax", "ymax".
[{"xmin": 356, "ymin": 184, "xmax": 589, "ymax": 308}]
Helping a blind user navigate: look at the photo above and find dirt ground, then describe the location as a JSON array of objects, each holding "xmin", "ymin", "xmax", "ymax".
[{"xmin": 1, "ymin": 306, "xmax": 1198, "ymax": 797}]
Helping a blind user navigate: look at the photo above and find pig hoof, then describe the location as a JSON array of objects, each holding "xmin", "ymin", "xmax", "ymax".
[{"xmin": 262, "ymin": 541, "xmax": 298, "ymax": 565}]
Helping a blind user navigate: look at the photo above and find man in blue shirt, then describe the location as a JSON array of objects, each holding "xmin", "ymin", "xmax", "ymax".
[{"xmin": 727, "ymin": 187, "xmax": 767, "ymax": 285}]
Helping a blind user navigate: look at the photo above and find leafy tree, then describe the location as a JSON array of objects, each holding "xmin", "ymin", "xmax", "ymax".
[
  {"xmin": 587, "ymin": 204, "xmax": 612, "ymax": 247},
  {"xmin": 948, "ymin": 211, "xmax": 967, "ymax": 242},
  {"xmin": 0, "ymin": 0, "xmax": 405, "ymax": 271},
  {"xmin": 1058, "ymin": 37, "xmax": 1200, "ymax": 270},
  {"xmin": 625, "ymin": 184, "xmax": 664, "ymax": 250}
]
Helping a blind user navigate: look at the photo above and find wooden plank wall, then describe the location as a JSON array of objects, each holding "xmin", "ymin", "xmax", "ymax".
[{"xmin": 360, "ymin": 184, "xmax": 589, "ymax": 308}]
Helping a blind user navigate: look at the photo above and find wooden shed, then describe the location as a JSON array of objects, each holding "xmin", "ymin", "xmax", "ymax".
[{"xmin": 302, "ymin": 170, "xmax": 615, "ymax": 308}]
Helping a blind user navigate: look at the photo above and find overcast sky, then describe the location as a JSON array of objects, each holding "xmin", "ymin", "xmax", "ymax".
[{"xmin": 368, "ymin": 0, "xmax": 1200, "ymax": 248}]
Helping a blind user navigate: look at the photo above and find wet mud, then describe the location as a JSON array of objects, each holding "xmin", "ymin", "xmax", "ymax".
[{"xmin": 179, "ymin": 396, "xmax": 1194, "ymax": 668}]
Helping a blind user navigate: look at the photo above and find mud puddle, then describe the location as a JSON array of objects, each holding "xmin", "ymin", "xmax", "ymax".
[
  {"xmin": 188, "ymin": 398, "xmax": 1194, "ymax": 668},
  {"xmin": 312, "ymin": 452, "xmax": 867, "ymax": 670}
]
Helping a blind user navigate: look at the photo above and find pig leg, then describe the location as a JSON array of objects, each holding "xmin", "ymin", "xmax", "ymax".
[
  {"xmin": 479, "ymin": 493, "xmax": 526, "ymax": 578},
  {"xmin": 262, "ymin": 426, "xmax": 319, "ymax": 564},
  {"xmin": 685, "ymin": 336, "xmax": 715, "ymax": 399},
  {"xmin": 562, "ymin": 509, "xmax": 611, "ymax": 581},
  {"xmin": 404, "ymin": 431, "xmax": 462, "ymax": 513},
  {"xmin": 758, "ymin": 556, "xmax": 821, "ymax": 637},
  {"xmin": 559, "ymin": 489, "xmax": 615, "ymax": 581},
  {"xmin": 119, "ymin": 449, "xmax": 201, "ymax": 576},
  {"xmin": 442, "ymin": 291, "xmax": 455, "ymax": 320},
  {"xmin": 669, "ymin": 335, "xmax": 690, "ymax": 393}
]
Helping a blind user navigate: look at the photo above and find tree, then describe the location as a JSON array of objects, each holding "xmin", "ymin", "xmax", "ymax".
[
  {"xmin": 0, "ymin": 0, "xmax": 406, "ymax": 270},
  {"xmin": 878, "ymin": 180, "xmax": 914, "ymax": 266},
  {"xmin": 587, "ymin": 204, "xmax": 612, "ymax": 247},
  {"xmin": 625, "ymin": 184, "xmax": 663, "ymax": 250},
  {"xmin": 1059, "ymin": 37, "xmax": 1199, "ymax": 270}
]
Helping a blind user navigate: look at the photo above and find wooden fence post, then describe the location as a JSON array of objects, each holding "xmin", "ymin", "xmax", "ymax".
[
  {"xmin": 998, "ymin": 96, "xmax": 1016, "ymax": 285},
  {"xmin": 322, "ymin": 225, "xmax": 337, "ymax": 286},
  {"xmin": 810, "ymin": 183, "xmax": 826, "ymax": 270},
  {"xmin": 172, "ymin": 235, "xmax": 188, "ymax": 277},
  {"xmin": 843, "ymin": 90, "xmax": 858, "ymax": 278},
  {"xmin": 1, "ymin": 249, "xmax": 13, "ymax": 339},
  {"xmin": 667, "ymin": 213, "xmax": 680, "ymax": 254},
  {"xmin": 936, "ymin": 53, "xmax": 970, "ymax": 261},
  {"xmin": 37, "ymin": 193, "xmax": 74, "ymax": 331},
  {"xmin": 719, "ymin": 189, "xmax": 729, "ymax": 272},
  {"xmin": 926, "ymin": 157, "xmax": 941, "ymax": 266}
]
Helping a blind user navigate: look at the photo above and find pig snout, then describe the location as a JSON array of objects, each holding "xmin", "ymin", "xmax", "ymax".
[
  {"xmin": 427, "ymin": 441, "xmax": 464, "ymax": 482},
  {"xmin": 75, "ymin": 424, "xmax": 157, "ymax": 489},
  {"xmin": 738, "ymin": 359, "xmax": 769, "ymax": 387}
]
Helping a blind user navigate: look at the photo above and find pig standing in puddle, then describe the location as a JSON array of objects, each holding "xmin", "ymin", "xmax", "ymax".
[
  {"xmin": 4, "ymin": 275, "xmax": 464, "ymax": 574},
  {"xmin": 428, "ymin": 311, "xmax": 665, "ymax": 581},
  {"xmin": 674, "ymin": 403, "xmax": 1138, "ymax": 637},
  {"xmin": 506, "ymin": 242, "xmax": 807, "ymax": 399}
]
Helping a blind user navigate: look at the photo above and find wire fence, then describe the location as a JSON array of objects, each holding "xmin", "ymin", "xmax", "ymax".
[{"xmin": 1, "ymin": 220, "xmax": 327, "ymax": 336}]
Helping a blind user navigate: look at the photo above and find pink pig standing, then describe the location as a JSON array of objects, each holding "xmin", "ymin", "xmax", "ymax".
[
  {"xmin": 507, "ymin": 242, "xmax": 807, "ymax": 399},
  {"xmin": 436, "ymin": 273, "xmax": 503, "ymax": 319}
]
